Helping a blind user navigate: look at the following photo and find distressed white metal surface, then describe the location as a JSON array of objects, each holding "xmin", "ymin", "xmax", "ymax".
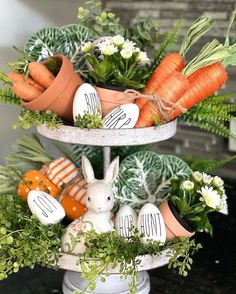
[
  {"xmin": 37, "ymin": 120, "xmax": 177, "ymax": 146},
  {"xmin": 58, "ymin": 250, "xmax": 170, "ymax": 273},
  {"xmin": 63, "ymin": 270, "xmax": 150, "ymax": 294}
]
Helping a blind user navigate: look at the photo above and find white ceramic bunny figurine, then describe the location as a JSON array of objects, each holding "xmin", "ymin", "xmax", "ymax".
[{"xmin": 61, "ymin": 155, "xmax": 119, "ymax": 254}]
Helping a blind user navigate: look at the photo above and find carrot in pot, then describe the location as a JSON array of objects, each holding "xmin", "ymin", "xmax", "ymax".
[
  {"xmin": 11, "ymin": 80, "xmax": 43, "ymax": 101},
  {"xmin": 168, "ymin": 62, "xmax": 228, "ymax": 120},
  {"xmin": 8, "ymin": 72, "xmax": 45, "ymax": 91},
  {"xmin": 28, "ymin": 62, "xmax": 55, "ymax": 88},
  {"xmin": 135, "ymin": 71, "xmax": 189, "ymax": 128},
  {"xmin": 135, "ymin": 53, "xmax": 185, "ymax": 110}
]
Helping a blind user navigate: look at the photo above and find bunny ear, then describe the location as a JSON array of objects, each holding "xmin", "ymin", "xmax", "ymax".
[
  {"xmin": 82, "ymin": 156, "xmax": 95, "ymax": 183},
  {"xmin": 104, "ymin": 156, "xmax": 119, "ymax": 183}
]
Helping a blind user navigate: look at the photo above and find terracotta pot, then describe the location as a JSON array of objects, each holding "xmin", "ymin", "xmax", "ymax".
[
  {"xmin": 21, "ymin": 54, "xmax": 83, "ymax": 122},
  {"xmin": 159, "ymin": 200, "xmax": 195, "ymax": 240},
  {"xmin": 96, "ymin": 84, "xmax": 135, "ymax": 117}
]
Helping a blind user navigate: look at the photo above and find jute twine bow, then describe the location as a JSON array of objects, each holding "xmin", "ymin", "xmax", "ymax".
[{"xmin": 124, "ymin": 89, "xmax": 188, "ymax": 122}]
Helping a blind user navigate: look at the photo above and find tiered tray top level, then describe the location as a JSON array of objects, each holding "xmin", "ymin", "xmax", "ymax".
[{"xmin": 37, "ymin": 119, "xmax": 177, "ymax": 146}]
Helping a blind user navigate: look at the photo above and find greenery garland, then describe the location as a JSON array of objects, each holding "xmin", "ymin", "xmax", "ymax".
[
  {"xmin": 0, "ymin": 194, "xmax": 64, "ymax": 280},
  {"xmin": 71, "ymin": 230, "xmax": 202, "ymax": 294}
]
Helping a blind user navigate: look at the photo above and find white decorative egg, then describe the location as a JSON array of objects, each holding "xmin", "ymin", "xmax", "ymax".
[
  {"xmin": 103, "ymin": 104, "xmax": 139, "ymax": 129},
  {"xmin": 137, "ymin": 203, "xmax": 166, "ymax": 244},
  {"xmin": 73, "ymin": 83, "xmax": 101, "ymax": 121},
  {"xmin": 27, "ymin": 190, "xmax": 66, "ymax": 226},
  {"xmin": 115, "ymin": 205, "xmax": 137, "ymax": 238}
]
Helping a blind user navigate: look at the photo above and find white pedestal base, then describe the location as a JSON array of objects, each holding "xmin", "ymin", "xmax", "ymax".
[{"xmin": 62, "ymin": 270, "xmax": 150, "ymax": 294}]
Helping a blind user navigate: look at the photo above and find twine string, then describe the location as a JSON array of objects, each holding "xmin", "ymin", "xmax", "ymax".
[{"xmin": 124, "ymin": 89, "xmax": 187, "ymax": 122}]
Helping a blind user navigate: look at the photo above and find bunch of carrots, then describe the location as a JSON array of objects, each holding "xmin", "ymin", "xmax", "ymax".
[
  {"xmin": 134, "ymin": 54, "xmax": 228, "ymax": 128},
  {"xmin": 7, "ymin": 60, "xmax": 57, "ymax": 101},
  {"xmin": 134, "ymin": 14, "xmax": 233, "ymax": 128}
]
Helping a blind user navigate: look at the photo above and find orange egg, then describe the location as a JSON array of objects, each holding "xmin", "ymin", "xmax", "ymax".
[
  {"xmin": 17, "ymin": 170, "xmax": 60, "ymax": 201},
  {"xmin": 61, "ymin": 193, "xmax": 87, "ymax": 220}
]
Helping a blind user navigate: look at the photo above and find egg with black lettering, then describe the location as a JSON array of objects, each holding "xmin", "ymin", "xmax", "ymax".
[
  {"xmin": 115, "ymin": 205, "xmax": 137, "ymax": 238},
  {"xmin": 27, "ymin": 190, "xmax": 65, "ymax": 226},
  {"xmin": 103, "ymin": 104, "xmax": 139, "ymax": 129},
  {"xmin": 73, "ymin": 83, "xmax": 102, "ymax": 121},
  {"xmin": 137, "ymin": 203, "xmax": 166, "ymax": 244}
]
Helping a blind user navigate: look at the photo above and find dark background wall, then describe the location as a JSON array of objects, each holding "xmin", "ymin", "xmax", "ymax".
[{"xmin": 104, "ymin": 0, "xmax": 236, "ymax": 179}]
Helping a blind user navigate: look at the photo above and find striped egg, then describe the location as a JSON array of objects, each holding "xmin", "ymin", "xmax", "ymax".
[
  {"xmin": 58, "ymin": 175, "xmax": 88, "ymax": 220},
  {"xmin": 46, "ymin": 157, "xmax": 79, "ymax": 189}
]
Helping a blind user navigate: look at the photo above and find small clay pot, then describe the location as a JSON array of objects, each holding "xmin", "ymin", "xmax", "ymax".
[
  {"xmin": 96, "ymin": 84, "xmax": 135, "ymax": 117},
  {"xmin": 159, "ymin": 200, "xmax": 195, "ymax": 240},
  {"xmin": 21, "ymin": 54, "xmax": 83, "ymax": 122}
]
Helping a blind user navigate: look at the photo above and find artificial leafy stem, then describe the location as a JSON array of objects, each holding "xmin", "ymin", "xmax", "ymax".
[
  {"xmin": 7, "ymin": 46, "xmax": 34, "ymax": 74},
  {"xmin": 13, "ymin": 109, "xmax": 63, "ymax": 130},
  {"xmin": 183, "ymin": 39, "xmax": 230, "ymax": 76},
  {"xmin": 180, "ymin": 16, "xmax": 215, "ymax": 56},
  {"xmin": 224, "ymin": 10, "xmax": 236, "ymax": 47}
]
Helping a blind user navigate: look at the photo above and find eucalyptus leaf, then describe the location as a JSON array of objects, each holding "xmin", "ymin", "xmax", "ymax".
[{"xmin": 113, "ymin": 151, "xmax": 192, "ymax": 210}]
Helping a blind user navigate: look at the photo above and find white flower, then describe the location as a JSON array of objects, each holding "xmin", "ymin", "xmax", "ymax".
[
  {"xmin": 120, "ymin": 48, "xmax": 133, "ymax": 59},
  {"xmin": 212, "ymin": 176, "xmax": 224, "ymax": 188},
  {"xmin": 219, "ymin": 193, "xmax": 228, "ymax": 215},
  {"xmin": 112, "ymin": 35, "xmax": 125, "ymax": 46},
  {"xmin": 198, "ymin": 186, "xmax": 221, "ymax": 209},
  {"xmin": 81, "ymin": 42, "xmax": 92, "ymax": 53},
  {"xmin": 182, "ymin": 180, "xmax": 194, "ymax": 191},
  {"xmin": 202, "ymin": 173, "xmax": 213, "ymax": 185},
  {"xmin": 192, "ymin": 171, "xmax": 203, "ymax": 182},
  {"xmin": 137, "ymin": 51, "xmax": 150, "ymax": 65},
  {"xmin": 134, "ymin": 47, "xmax": 141, "ymax": 53},
  {"xmin": 98, "ymin": 41, "xmax": 118, "ymax": 56},
  {"xmin": 122, "ymin": 40, "xmax": 136, "ymax": 51}
]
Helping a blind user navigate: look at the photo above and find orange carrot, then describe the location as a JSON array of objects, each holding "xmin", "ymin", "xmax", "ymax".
[
  {"xmin": 28, "ymin": 62, "xmax": 55, "ymax": 88},
  {"xmin": 135, "ymin": 71, "xmax": 189, "ymax": 128},
  {"xmin": 168, "ymin": 62, "xmax": 228, "ymax": 120},
  {"xmin": 12, "ymin": 81, "xmax": 43, "ymax": 101},
  {"xmin": 8, "ymin": 72, "xmax": 45, "ymax": 91},
  {"xmin": 135, "ymin": 53, "xmax": 185, "ymax": 110}
]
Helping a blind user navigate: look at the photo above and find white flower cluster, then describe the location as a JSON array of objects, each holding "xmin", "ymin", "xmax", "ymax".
[
  {"xmin": 82, "ymin": 35, "xmax": 150, "ymax": 65},
  {"xmin": 182, "ymin": 172, "xmax": 228, "ymax": 214}
]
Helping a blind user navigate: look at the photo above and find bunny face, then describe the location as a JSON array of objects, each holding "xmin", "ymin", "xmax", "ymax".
[{"xmin": 85, "ymin": 180, "xmax": 115, "ymax": 213}]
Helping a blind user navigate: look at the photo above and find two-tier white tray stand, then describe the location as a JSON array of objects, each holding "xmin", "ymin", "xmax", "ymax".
[{"xmin": 37, "ymin": 119, "xmax": 177, "ymax": 294}]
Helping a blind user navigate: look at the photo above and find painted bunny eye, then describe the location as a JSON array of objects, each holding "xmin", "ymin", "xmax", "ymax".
[
  {"xmin": 88, "ymin": 197, "xmax": 91, "ymax": 202},
  {"xmin": 107, "ymin": 196, "xmax": 111, "ymax": 201}
]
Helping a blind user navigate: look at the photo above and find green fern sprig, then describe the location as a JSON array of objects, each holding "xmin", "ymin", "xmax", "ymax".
[
  {"xmin": 181, "ymin": 94, "xmax": 236, "ymax": 138},
  {"xmin": 182, "ymin": 155, "xmax": 236, "ymax": 173},
  {"xmin": 0, "ymin": 88, "xmax": 21, "ymax": 106}
]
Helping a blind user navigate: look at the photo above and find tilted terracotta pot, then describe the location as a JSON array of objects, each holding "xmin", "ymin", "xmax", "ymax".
[
  {"xmin": 96, "ymin": 85, "xmax": 135, "ymax": 117},
  {"xmin": 159, "ymin": 200, "xmax": 195, "ymax": 240},
  {"xmin": 21, "ymin": 54, "xmax": 83, "ymax": 122}
]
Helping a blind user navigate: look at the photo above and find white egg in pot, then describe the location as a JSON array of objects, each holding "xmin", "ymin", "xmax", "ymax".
[
  {"xmin": 137, "ymin": 203, "xmax": 166, "ymax": 244},
  {"xmin": 115, "ymin": 205, "xmax": 137, "ymax": 238},
  {"xmin": 103, "ymin": 104, "xmax": 139, "ymax": 129},
  {"xmin": 27, "ymin": 190, "xmax": 66, "ymax": 226},
  {"xmin": 73, "ymin": 83, "xmax": 102, "ymax": 121}
]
